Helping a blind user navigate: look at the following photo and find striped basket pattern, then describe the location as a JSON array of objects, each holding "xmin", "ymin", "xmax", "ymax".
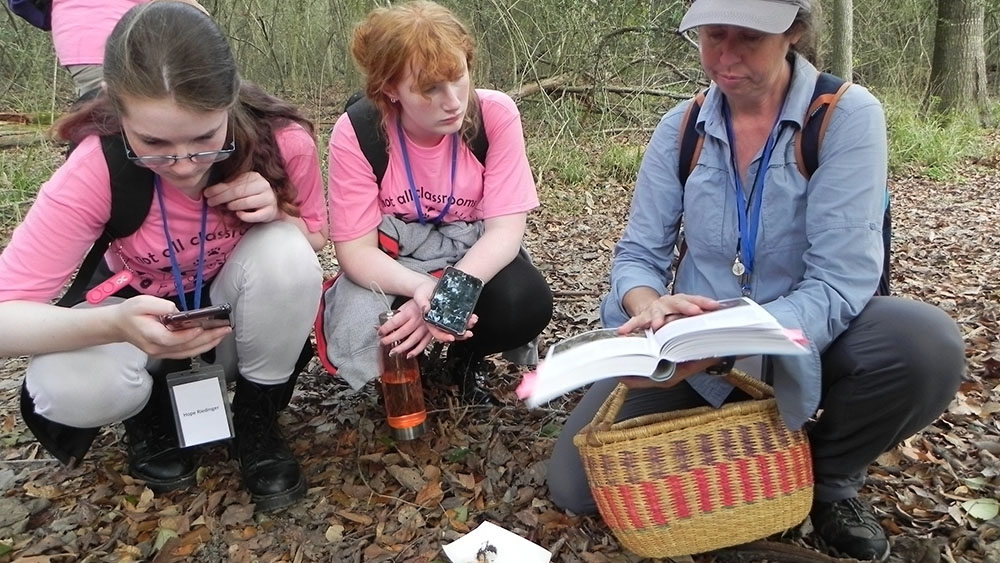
[{"xmin": 573, "ymin": 371, "xmax": 813, "ymax": 558}]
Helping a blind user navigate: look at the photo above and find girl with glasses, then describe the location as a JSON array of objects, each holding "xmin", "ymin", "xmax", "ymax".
[{"xmin": 0, "ymin": 1, "xmax": 328, "ymax": 511}]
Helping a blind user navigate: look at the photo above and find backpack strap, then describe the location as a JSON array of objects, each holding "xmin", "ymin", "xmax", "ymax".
[
  {"xmin": 673, "ymin": 90, "xmax": 708, "ymax": 271},
  {"xmin": 467, "ymin": 108, "xmax": 489, "ymax": 168},
  {"xmin": 345, "ymin": 95, "xmax": 490, "ymax": 187},
  {"xmin": 8, "ymin": 0, "xmax": 52, "ymax": 30},
  {"xmin": 795, "ymin": 72, "xmax": 851, "ymax": 179},
  {"xmin": 345, "ymin": 96, "xmax": 391, "ymax": 187},
  {"xmin": 56, "ymin": 135, "xmax": 154, "ymax": 307},
  {"xmin": 677, "ymin": 90, "xmax": 707, "ymax": 187}
]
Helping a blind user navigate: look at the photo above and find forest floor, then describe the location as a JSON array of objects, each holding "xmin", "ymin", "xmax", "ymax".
[{"xmin": 0, "ymin": 136, "xmax": 999, "ymax": 563}]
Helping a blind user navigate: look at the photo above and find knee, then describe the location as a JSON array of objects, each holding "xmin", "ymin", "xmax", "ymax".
[
  {"xmin": 505, "ymin": 273, "xmax": 554, "ymax": 333},
  {"xmin": 863, "ymin": 299, "xmax": 964, "ymax": 413},
  {"xmin": 240, "ymin": 222, "xmax": 323, "ymax": 291},
  {"xmin": 27, "ymin": 355, "xmax": 151, "ymax": 427},
  {"xmin": 895, "ymin": 301, "xmax": 965, "ymax": 396}
]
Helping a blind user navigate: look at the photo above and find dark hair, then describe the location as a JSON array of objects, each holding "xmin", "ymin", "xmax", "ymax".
[
  {"xmin": 788, "ymin": 3, "xmax": 819, "ymax": 64},
  {"xmin": 53, "ymin": 1, "xmax": 314, "ymax": 218},
  {"xmin": 349, "ymin": 0, "xmax": 481, "ymax": 146}
]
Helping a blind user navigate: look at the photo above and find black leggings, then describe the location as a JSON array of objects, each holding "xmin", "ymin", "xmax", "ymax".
[{"xmin": 397, "ymin": 254, "xmax": 553, "ymax": 358}]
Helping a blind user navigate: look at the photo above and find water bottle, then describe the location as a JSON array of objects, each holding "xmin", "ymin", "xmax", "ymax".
[{"xmin": 377, "ymin": 310, "xmax": 428, "ymax": 440}]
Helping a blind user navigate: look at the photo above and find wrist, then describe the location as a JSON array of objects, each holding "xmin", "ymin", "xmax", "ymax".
[{"xmin": 705, "ymin": 356, "xmax": 736, "ymax": 375}]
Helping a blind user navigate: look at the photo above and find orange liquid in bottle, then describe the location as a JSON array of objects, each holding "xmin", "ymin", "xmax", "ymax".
[
  {"xmin": 379, "ymin": 364, "xmax": 427, "ymax": 429},
  {"xmin": 377, "ymin": 310, "xmax": 428, "ymax": 439}
]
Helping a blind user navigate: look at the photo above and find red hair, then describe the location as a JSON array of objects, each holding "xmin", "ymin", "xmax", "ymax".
[{"xmin": 350, "ymin": 0, "xmax": 481, "ymax": 144}]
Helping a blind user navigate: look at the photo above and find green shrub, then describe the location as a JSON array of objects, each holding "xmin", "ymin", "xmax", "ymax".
[{"xmin": 882, "ymin": 90, "xmax": 987, "ymax": 179}]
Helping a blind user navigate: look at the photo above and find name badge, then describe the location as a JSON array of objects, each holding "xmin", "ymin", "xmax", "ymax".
[{"xmin": 165, "ymin": 362, "xmax": 234, "ymax": 448}]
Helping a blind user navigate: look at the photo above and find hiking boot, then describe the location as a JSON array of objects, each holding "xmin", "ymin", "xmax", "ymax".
[
  {"xmin": 232, "ymin": 377, "xmax": 306, "ymax": 512},
  {"xmin": 811, "ymin": 497, "xmax": 890, "ymax": 561},
  {"xmin": 445, "ymin": 347, "xmax": 500, "ymax": 406},
  {"xmin": 122, "ymin": 383, "xmax": 196, "ymax": 492}
]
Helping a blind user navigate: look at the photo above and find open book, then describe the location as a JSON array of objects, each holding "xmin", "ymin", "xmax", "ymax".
[{"xmin": 518, "ymin": 297, "xmax": 808, "ymax": 407}]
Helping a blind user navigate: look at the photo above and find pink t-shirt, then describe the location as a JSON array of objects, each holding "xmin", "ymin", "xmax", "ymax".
[
  {"xmin": 328, "ymin": 89, "xmax": 538, "ymax": 242},
  {"xmin": 0, "ymin": 123, "xmax": 326, "ymax": 302},
  {"xmin": 50, "ymin": 0, "xmax": 145, "ymax": 66}
]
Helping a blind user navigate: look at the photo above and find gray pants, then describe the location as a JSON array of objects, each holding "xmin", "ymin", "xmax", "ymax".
[
  {"xmin": 25, "ymin": 222, "xmax": 323, "ymax": 428},
  {"xmin": 65, "ymin": 65, "xmax": 103, "ymax": 100},
  {"xmin": 547, "ymin": 296, "xmax": 965, "ymax": 514}
]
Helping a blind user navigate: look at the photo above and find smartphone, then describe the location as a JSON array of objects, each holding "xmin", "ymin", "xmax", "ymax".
[
  {"xmin": 423, "ymin": 267, "xmax": 484, "ymax": 336},
  {"xmin": 160, "ymin": 303, "xmax": 233, "ymax": 331}
]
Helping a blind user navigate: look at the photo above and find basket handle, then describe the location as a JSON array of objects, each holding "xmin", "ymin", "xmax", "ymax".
[
  {"xmin": 722, "ymin": 369, "xmax": 774, "ymax": 400},
  {"xmin": 585, "ymin": 369, "xmax": 774, "ymax": 427}
]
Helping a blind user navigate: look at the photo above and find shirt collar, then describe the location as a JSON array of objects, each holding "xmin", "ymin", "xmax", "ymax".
[{"xmin": 697, "ymin": 52, "xmax": 820, "ymax": 140}]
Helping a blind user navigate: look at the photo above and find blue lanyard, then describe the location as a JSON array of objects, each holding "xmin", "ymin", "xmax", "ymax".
[
  {"xmin": 722, "ymin": 99, "xmax": 785, "ymax": 294},
  {"xmin": 395, "ymin": 119, "xmax": 458, "ymax": 225},
  {"xmin": 154, "ymin": 176, "xmax": 208, "ymax": 310}
]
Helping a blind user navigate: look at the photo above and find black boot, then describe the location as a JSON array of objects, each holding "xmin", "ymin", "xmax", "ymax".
[
  {"xmin": 445, "ymin": 346, "xmax": 500, "ymax": 406},
  {"xmin": 122, "ymin": 376, "xmax": 196, "ymax": 492},
  {"xmin": 19, "ymin": 382, "xmax": 100, "ymax": 469},
  {"xmin": 232, "ymin": 377, "xmax": 306, "ymax": 512}
]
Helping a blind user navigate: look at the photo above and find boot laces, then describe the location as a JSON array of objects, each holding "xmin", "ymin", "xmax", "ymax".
[
  {"xmin": 828, "ymin": 498, "xmax": 881, "ymax": 534},
  {"xmin": 237, "ymin": 395, "xmax": 289, "ymax": 464}
]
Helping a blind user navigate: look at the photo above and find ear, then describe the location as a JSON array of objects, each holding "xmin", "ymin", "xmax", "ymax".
[{"xmin": 785, "ymin": 24, "xmax": 804, "ymax": 47}]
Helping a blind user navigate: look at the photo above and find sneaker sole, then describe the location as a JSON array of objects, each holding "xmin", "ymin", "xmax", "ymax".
[
  {"xmin": 814, "ymin": 533, "xmax": 891, "ymax": 562},
  {"xmin": 251, "ymin": 475, "xmax": 307, "ymax": 512}
]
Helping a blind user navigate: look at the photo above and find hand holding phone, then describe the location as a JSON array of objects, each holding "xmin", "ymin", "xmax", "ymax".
[
  {"xmin": 423, "ymin": 267, "xmax": 483, "ymax": 336},
  {"xmin": 160, "ymin": 303, "xmax": 233, "ymax": 331}
]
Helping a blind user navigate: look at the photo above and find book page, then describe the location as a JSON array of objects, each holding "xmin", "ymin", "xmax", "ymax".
[
  {"xmin": 546, "ymin": 328, "xmax": 622, "ymax": 357},
  {"xmin": 652, "ymin": 297, "xmax": 778, "ymax": 345},
  {"xmin": 651, "ymin": 297, "xmax": 808, "ymax": 363}
]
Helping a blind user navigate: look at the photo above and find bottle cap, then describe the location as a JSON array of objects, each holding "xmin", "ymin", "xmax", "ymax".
[{"xmin": 378, "ymin": 309, "xmax": 397, "ymax": 326}]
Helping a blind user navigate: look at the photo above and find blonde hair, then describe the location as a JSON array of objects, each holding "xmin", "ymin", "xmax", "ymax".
[{"xmin": 350, "ymin": 0, "xmax": 480, "ymax": 144}]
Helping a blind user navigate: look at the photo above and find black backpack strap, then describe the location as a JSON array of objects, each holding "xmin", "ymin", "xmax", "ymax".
[
  {"xmin": 346, "ymin": 96, "xmax": 391, "ymax": 187},
  {"xmin": 346, "ymin": 94, "xmax": 491, "ymax": 186},
  {"xmin": 677, "ymin": 90, "xmax": 707, "ymax": 187},
  {"xmin": 467, "ymin": 108, "xmax": 489, "ymax": 168},
  {"xmin": 796, "ymin": 72, "xmax": 850, "ymax": 179},
  {"xmin": 795, "ymin": 73, "xmax": 892, "ymax": 296},
  {"xmin": 56, "ymin": 135, "xmax": 154, "ymax": 307},
  {"xmin": 673, "ymin": 90, "xmax": 707, "ymax": 273}
]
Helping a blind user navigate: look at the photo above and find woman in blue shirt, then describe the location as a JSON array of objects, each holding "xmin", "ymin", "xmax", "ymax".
[{"xmin": 546, "ymin": 0, "xmax": 964, "ymax": 560}]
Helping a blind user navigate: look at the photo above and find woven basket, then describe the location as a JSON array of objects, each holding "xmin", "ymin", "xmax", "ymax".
[{"xmin": 573, "ymin": 371, "xmax": 813, "ymax": 558}]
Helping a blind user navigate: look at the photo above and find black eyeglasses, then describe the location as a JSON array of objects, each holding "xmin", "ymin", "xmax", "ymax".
[{"xmin": 121, "ymin": 130, "xmax": 236, "ymax": 169}]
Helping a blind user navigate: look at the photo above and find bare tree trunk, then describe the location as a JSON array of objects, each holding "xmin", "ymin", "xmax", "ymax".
[
  {"xmin": 927, "ymin": 0, "xmax": 991, "ymax": 123},
  {"xmin": 830, "ymin": 0, "xmax": 853, "ymax": 80}
]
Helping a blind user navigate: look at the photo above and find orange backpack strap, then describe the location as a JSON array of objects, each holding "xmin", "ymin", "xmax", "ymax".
[{"xmin": 795, "ymin": 73, "xmax": 851, "ymax": 179}]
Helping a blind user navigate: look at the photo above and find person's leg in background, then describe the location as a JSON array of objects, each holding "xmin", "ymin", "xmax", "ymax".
[
  {"xmin": 809, "ymin": 296, "xmax": 964, "ymax": 561},
  {"xmin": 65, "ymin": 64, "xmax": 104, "ymax": 102},
  {"xmin": 210, "ymin": 221, "xmax": 323, "ymax": 511},
  {"xmin": 443, "ymin": 253, "xmax": 552, "ymax": 403}
]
